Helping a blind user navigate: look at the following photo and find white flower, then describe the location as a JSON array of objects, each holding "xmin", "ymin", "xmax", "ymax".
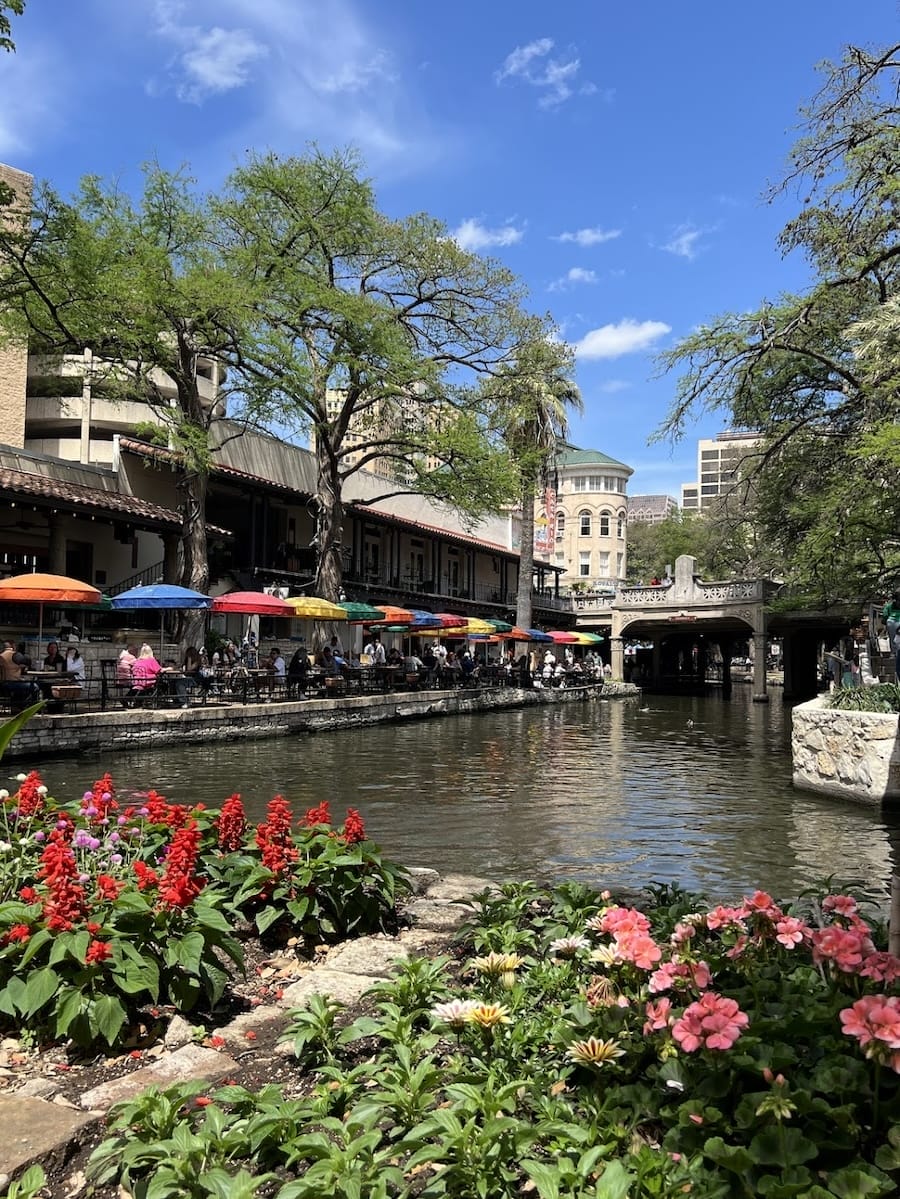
[
  {"xmin": 0, "ymin": 840, "xmax": 11, "ymax": 852},
  {"xmin": 0, "ymin": 790, "xmax": 8, "ymax": 800},
  {"xmin": 36, "ymin": 785, "xmax": 47, "ymax": 797},
  {"xmin": 549, "ymin": 936, "xmax": 590, "ymax": 959},
  {"xmin": 15, "ymin": 774, "xmax": 26, "ymax": 783},
  {"xmin": 665, "ymin": 1079, "xmax": 685, "ymax": 1092}
]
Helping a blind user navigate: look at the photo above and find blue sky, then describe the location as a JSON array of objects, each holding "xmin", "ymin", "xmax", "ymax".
[{"xmin": 3, "ymin": 0, "xmax": 897, "ymax": 499}]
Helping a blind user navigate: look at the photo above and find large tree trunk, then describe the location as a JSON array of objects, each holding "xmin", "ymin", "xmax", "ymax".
[
  {"xmin": 177, "ymin": 469, "xmax": 210, "ymax": 651},
  {"xmin": 314, "ymin": 440, "xmax": 344, "ymax": 603},
  {"xmin": 515, "ymin": 472, "xmax": 537, "ymax": 631}
]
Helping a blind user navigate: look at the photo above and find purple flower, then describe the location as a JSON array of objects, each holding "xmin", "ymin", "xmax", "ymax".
[
  {"xmin": 108, "ymin": 832, "xmax": 120, "ymax": 844},
  {"xmin": 110, "ymin": 854, "xmax": 123, "ymax": 865},
  {"xmin": 117, "ymin": 816, "xmax": 127, "ymax": 827},
  {"xmin": 56, "ymin": 819, "xmax": 68, "ymax": 831},
  {"xmin": 88, "ymin": 837, "xmax": 100, "ymax": 851},
  {"xmin": 82, "ymin": 791, "xmax": 93, "ymax": 802},
  {"xmin": 33, "ymin": 830, "xmax": 45, "ymax": 842},
  {"xmin": 84, "ymin": 805, "xmax": 98, "ymax": 818}
]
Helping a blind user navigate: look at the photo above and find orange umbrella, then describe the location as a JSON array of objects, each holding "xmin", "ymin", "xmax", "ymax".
[
  {"xmin": 500, "ymin": 626, "xmax": 533, "ymax": 641},
  {"xmin": 368, "ymin": 604, "xmax": 415, "ymax": 625},
  {"xmin": 0, "ymin": 572, "xmax": 101, "ymax": 650}
]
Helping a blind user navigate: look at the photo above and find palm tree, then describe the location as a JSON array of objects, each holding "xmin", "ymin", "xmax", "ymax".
[{"xmin": 499, "ymin": 342, "xmax": 582, "ymax": 630}]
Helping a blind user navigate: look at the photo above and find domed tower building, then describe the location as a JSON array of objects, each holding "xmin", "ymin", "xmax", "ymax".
[{"xmin": 544, "ymin": 447, "xmax": 633, "ymax": 595}]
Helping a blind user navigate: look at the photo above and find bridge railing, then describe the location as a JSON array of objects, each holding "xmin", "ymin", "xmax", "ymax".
[{"xmin": 617, "ymin": 579, "xmax": 767, "ymax": 606}]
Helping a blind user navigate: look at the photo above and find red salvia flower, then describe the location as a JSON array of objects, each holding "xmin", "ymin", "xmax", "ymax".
[
  {"xmin": 86, "ymin": 921, "xmax": 102, "ymax": 935},
  {"xmin": 216, "ymin": 794, "xmax": 247, "ymax": 853},
  {"xmin": 143, "ymin": 790, "xmax": 190, "ymax": 828},
  {"xmin": 85, "ymin": 939, "xmax": 112, "ymax": 965},
  {"xmin": 133, "ymin": 861, "xmax": 159, "ymax": 891},
  {"xmin": 15, "ymin": 771, "xmax": 45, "ymax": 817},
  {"xmin": 1, "ymin": 924, "xmax": 31, "ymax": 945},
  {"xmin": 303, "ymin": 801, "xmax": 331, "ymax": 827},
  {"xmin": 18, "ymin": 887, "xmax": 38, "ymax": 904},
  {"xmin": 37, "ymin": 831, "xmax": 86, "ymax": 931},
  {"xmin": 96, "ymin": 874, "xmax": 124, "ymax": 902},
  {"xmin": 256, "ymin": 796, "xmax": 298, "ymax": 878},
  {"xmin": 158, "ymin": 819, "xmax": 204, "ymax": 908},
  {"xmin": 341, "ymin": 807, "xmax": 366, "ymax": 845}
]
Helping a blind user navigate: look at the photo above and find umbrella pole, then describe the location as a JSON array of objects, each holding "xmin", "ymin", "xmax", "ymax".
[
  {"xmin": 38, "ymin": 602, "xmax": 43, "ymax": 656},
  {"xmin": 160, "ymin": 612, "xmax": 165, "ymax": 660}
]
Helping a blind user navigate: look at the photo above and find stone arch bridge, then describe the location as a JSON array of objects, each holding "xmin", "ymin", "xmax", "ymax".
[{"xmin": 591, "ymin": 556, "xmax": 853, "ymax": 701}]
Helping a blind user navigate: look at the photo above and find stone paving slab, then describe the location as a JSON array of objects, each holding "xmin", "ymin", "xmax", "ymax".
[
  {"xmin": 425, "ymin": 874, "xmax": 495, "ymax": 901},
  {"xmin": 279, "ymin": 969, "xmax": 384, "ymax": 1009},
  {"xmin": 396, "ymin": 927, "xmax": 452, "ymax": 954},
  {"xmin": 79, "ymin": 1044, "xmax": 240, "ymax": 1111},
  {"xmin": 324, "ymin": 936, "xmax": 409, "ymax": 977},
  {"xmin": 0, "ymin": 1095, "xmax": 101, "ymax": 1179},
  {"xmin": 405, "ymin": 866, "xmax": 441, "ymax": 895},
  {"xmin": 403, "ymin": 898, "xmax": 474, "ymax": 931},
  {"xmin": 219, "ymin": 1005, "xmax": 285, "ymax": 1049}
]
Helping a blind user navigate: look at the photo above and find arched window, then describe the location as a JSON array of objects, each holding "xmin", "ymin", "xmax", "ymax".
[
  {"xmin": 617, "ymin": 511, "xmax": 626, "ymax": 538},
  {"xmin": 579, "ymin": 510, "xmax": 591, "ymax": 536},
  {"xmin": 599, "ymin": 510, "xmax": 611, "ymax": 537},
  {"xmin": 556, "ymin": 511, "xmax": 565, "ymax": 540}
]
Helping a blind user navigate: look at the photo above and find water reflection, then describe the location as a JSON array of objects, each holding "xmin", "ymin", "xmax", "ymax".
[{"xmin": 31, "ymin": 690, "xmax": 900, "ymax": 900}]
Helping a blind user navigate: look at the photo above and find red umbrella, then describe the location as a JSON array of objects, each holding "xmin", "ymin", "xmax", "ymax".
[
  {"xmin": 211, "ymin": 591, "xmax": 295, "ymax": 617},
  {"xmin": 547, "ymin": 630, "xmax": 579, "ymax": 644}
]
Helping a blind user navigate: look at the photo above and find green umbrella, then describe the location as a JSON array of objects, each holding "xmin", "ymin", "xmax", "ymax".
[
  {"xmin": 486, "ymin": 619, "xmax": 513, "ymax": 633},
  {"xmin": 339, "ymin": 602, "xmax": 387, "ymax": 623}
]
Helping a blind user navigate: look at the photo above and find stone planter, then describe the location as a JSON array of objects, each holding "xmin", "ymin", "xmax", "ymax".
[{"xmin": 792, "ymin": 695, "xmax": 900, "ymax": 806}]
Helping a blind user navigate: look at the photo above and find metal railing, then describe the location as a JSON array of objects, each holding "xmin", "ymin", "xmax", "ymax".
[{"xmin": 107, "ymin": 561, "xmax": 165, "ymax": 596}]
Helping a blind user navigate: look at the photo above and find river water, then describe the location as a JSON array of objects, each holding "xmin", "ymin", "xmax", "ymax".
[{"xmin": 29, "ymin": 691, "xmax": 900, "ymax": 902}]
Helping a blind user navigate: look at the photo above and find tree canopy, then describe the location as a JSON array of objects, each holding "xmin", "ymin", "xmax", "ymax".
[
  {"xmin": 658, "ymin": 41, "xmax": 900, "ymax": 607},
  {"xmin": 0, "ymin": 1, "xmax": 24, "ymax": 53}
]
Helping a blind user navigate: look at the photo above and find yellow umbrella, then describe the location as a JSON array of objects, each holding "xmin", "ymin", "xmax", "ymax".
[
  {"xmin": 460, "ymin": 618, "xmax": 496, "ymax": 636},
  {"xmin": 285, "ymin": 597, "xmax": 348, "ymax": 621}
]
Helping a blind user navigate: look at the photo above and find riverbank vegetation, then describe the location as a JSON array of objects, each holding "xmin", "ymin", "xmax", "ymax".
[
  {"xmin": 70, "ymin": 878, "xmax": 900, "ymax": 1197},
  {"xmin": 827, "ymin": 683, "xmax": 900, "ymax": 713},
  {"xmin": 0, "ymin": 772, "xmax": 405, "ymax": 1050},
  {"xmin": 659, "ymin": 40, "xmax": 900, "ymax": 605}
]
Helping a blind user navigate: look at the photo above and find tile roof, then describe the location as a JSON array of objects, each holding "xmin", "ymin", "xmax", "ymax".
[
  {"xmin": 0, "ymin": 466, "xmax": 182, "ymax": 528},
  {"xmin": 556, "ymin": 447, "xmax": 633, "ymax": 471},
  {"xmin": 119, "ymin": 437, "xmax": 308, "ymax": 499}
]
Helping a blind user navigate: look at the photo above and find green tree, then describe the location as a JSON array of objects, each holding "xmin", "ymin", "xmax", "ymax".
[
  {"xmin": 0, "ymin": 166, "xmax": 253, "ymax": 646},
  {"xmin": 0, "ymin": 1, "xmax": 24, "ymax": 53},
  {"xmin": 218, "ymin": 149, "xmax": 527, "ymax": 601},
  {"xmin": 657, "ymin": 41, "xmax": 900, "ymax": 605},
  {"xmin": 482, "ymin": 338, "xmax": 581, "ymax": 629}
]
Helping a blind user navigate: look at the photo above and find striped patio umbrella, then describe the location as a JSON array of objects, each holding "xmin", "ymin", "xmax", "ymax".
[
  {"xmin": 571, "ymin": 631, "xmax": 605, "ymax": 644},
  {"xmin": 338, "ymin": 602, "xmax": 386, "ymax": 623},
  {"xmin": 286, "ymin": 597, "xmax": 348, "ymax": 620},
  {"xmin": 547, "ymin": 630, "xmax": 579, "ymax": 644}
]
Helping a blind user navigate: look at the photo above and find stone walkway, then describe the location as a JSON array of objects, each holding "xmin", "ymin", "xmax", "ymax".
[{"xmin": 0, "ymin": 869, "xmax": 493, "ymax": 1193}]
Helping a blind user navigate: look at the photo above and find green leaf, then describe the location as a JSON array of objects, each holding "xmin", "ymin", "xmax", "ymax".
[
  {"xmin": 823, "ymin": 1165, "xmax": 896, "ymax": 1199},
  {"xmin": 53, "ymin": 987, "xmax": 86, "ymax": 1038},
  {"xmin": 594, "ymin": 1160, "xmax": 634, "ymax": 1199},
  {"xmin": 18, "ymin": 926, "xmax": 53, "ymax": 968},
  {"xmin": 703, "ymin": 1136, "xmax": 754, "ymax": 1176},
  {"xmin": 22, "ymin": 966, "xmax": 60, "ymax": 1016},
  {"xmin": 749, "ymin": 1127, "xmax": 818, "ymax": 1169},
  {"xmin": 255, "ymin": 905, "xmax": 282, "ymax": 934},
  {"xmin": 0, "ymin": 702, "xmax": 45, "ymax": 760},
  {"xmin": 175, "ymin": 931, "xmax": 204, "ymax": 976},
  {"xmin": 521, "ymin": 1160, "xmax": 560, "ymax": 1199},
  {"xmin": 0, "ymin": 975, "xmax": 27, "ymax": 1015},
  {"xmin": 92, "ymin": 994, "xmax": 128, "ymax": 1047}
]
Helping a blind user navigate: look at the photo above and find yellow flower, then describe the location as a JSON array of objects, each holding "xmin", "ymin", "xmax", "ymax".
[
  {"xmin": 472, "ymin": 952, "xmax": 524, "ymax": 977},
  {"xmin": 589, "ymin": 945, "xmax": 622, "ymax": 967},
  {"xmin": 566, "ymin": 1037, "xmax": 625, "ymax": 1066},
  {"xmin": 466, "ymin": 1003, "xmax": 511, "ymax": 1029}
]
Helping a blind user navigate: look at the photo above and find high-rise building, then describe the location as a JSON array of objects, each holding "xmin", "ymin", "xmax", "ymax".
[
  {"xmin": 680, "ymin": 431, "xmax": 760, "ymax": 512},
  {"xmin": 627, "ymin": 494, "xmax": 678, "ymax": 524}
]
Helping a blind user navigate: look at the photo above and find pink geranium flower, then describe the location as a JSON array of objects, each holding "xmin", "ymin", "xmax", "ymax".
[
  {"xmin": 597, "ymin": 906, "xmax": 652, "ymax": 937},
  {"xmin": 823, "ymin": 894, "xmax": 859, "ymax": 918},
  {"xmin": 811, "ymin": 926, "xmax": 874, "ymax": 974},
  {"xmin": 860, "ymin": 952, "xmax": 900, "ymax": 985},
  {"xmin": 615, "ymin": 930, "xmax": 662, "ymax": 970},
  {"xmin": 706, "ymin": 905, "xmax": 747, "ymax": 931},
  {"xmin": 775, "ymin": 916, "xmax": 808, "ymax": 949},
  {"xmin": 743, "ymin": 890, "xmax": 783, "ymax": 920},
  {"xmin": 643, "ymin": 997, "xmax": 673, "ymax": 1034},
  {"xmin": 672, "ymin": 992, "xmax": 749, "ymax": 1053},
  {"xmin": 840, "ymin": 995, "xmax": 900, "ymax": 1051}
]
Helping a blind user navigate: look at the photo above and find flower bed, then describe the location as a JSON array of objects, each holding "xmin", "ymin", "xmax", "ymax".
[
  {"xmin": 0, "ymin": 771, "xmax": 406, "ymax": 1051},
  {"xmin": 62, "ymin": 879, "xmax": 900, "ymax": 1197}
]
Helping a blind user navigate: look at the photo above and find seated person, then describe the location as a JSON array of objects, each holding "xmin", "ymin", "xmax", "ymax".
[
  {"xmin": 117, "ymin": 644, "xmax": 138, "ymax": 685},
  {"xmin": 287, "ymin": 646, "xmax": 311, "ymax": 695},
  {"xmin": 0, "ymin": 639, "xmax": 39, "ymax": 708},
  {"xmin": 64, "ymin": 646, "xmax": 86, "ymax": 682},
  {"xmin": 318, "ymin": 645, "xmax": 338, "ymax": 676},
  {"xmin": 387, "ymin": 646, "xmax": 403, "ymax": 667},
  {"xmin": 129, "ymin": 644, "xmax": 162, "ymax": 698},
  {"xmin": 16, "ymin": 642, "xmax": 32, "ymax": 671},
  {"xmin": 43, "ymin": 641, "xmax": 65, "ymax": 673},
  {"xmin": 182, "ymin": 645, "xmax": 211, "ymax": 697},
  {"xmin": 404, "ymin": 652, "xmax": 425, "ymax": 675}
]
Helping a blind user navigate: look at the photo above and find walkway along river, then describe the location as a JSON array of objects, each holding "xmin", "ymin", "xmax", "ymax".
[{"xmin": 32, "ymin": 690, "xmax": 900, "ymax": 902}]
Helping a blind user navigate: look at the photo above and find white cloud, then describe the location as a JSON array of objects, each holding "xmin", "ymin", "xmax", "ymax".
[
  {"xmin": 555, "ymin": 226, "xmax": 621, "ymax": 246},
  {"xmin": 451, "ymin": 218, "xmax": 525, "ymax": 251},
  {"xmin": 573, "ymin": 319, "xmax": 671, "ymax": 360},
  {"xmin": 152, "ymin": 0, "xmax": 267, "ymax": 103},
  {"xmin": 662, "ymin": 225, "xmax": 703, "ymax": 261},
  {"xmin": 495, "ymin": 37, "xmax": 594, "ymax": 109},
  {"xmin": 549, "ymin": 266, "xmax": 598, "ymax": 291},
  {"xmin": 317, "ymin": 51, "xmax": 396, "ymax": 94},
  {"xmin": 596, "ymin": 380, "xmax": 631, "ymax": 394}
]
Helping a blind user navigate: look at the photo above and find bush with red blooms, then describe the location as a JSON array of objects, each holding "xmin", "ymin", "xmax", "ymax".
[{"xmin": 0, "ymin": 768, "xmax": 406, "ymax": 1049}]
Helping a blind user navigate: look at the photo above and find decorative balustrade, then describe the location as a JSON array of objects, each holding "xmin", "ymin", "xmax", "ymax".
[{"xmin": 617, "ymin": 579, "xmax": 765, "ymax": 607}]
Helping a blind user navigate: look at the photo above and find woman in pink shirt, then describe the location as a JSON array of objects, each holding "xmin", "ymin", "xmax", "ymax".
[{"xmin": 130, "ymin": 644, "xmax": 161, "ymax": 693}]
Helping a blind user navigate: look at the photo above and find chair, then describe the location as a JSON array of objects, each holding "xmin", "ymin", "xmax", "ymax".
[{"xmin": 99, "ymin": 659, "xmax": 133, "ymax": 711}]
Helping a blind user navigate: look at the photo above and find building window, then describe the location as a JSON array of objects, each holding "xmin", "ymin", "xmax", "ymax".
[
  {"xmin": 573, "ymin": 476, "xmax": 587, "ymax": 492},
  {"xmin": 598, "ymin": 510, "xmax": 610, "ymax": 537},
  {"xmin": 556, "ymin": 511, "xmax": 565, "ymax": 539},
  {"xmin": 579, "ymin": 551, "xmax": 591, "ymax": 576},
  {"xmin": 598, "ymin": 551, "xmax": 609, "ymax": 573},
  {"xmin": 617, "ymin": 512, "xmax": 625, "ymax": 538},
  {"xmin": 617, "ymin": 552, "xmax": 624, "ymax": 576},
  {"xmin": 579, "ymin": 510, "xmax": 591, "ymax": 536}
]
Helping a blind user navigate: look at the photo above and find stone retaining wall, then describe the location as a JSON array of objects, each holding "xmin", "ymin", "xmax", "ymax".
[
  {"xmin": 5, "ymin": 682, "xmax": 640, "ymax": 762},
  {"xmin": 792, "ymin": 695, "xmax": 900, "ymax": 805}
]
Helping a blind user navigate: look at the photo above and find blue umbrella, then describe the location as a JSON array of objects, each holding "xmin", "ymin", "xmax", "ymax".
[
  {"xmin": 110, "ymin": 584, "xmax": 212, "ymax": 656},
  {"xmin": 525, "ymin": 628, "xmax": 553, "ymax": 642}
]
